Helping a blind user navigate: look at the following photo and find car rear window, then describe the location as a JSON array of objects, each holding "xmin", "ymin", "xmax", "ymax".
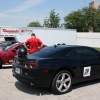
[{"xmin": 30, "ymin": 46, "xmax": 70, "ymax": 57}]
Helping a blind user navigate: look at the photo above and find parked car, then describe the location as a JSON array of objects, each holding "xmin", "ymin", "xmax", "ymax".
[
  {"xmin": 0, "ymin": 43, "xmax": 23, "ymax": 68},
  {"xmin": 0, "ymin": 43, "xmax": 47, "ymax": 69},
  {"xmin": 0, "ymin": 41, "xmax": 20, "ymax": 50},
  {"xmin": 12, "ymin": 45, "xmax": 100, "ymax": 94}
]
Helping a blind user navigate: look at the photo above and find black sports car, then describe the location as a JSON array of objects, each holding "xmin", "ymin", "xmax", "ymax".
[{"xmin": 12, "ymin": 45, "xmax": 100, "ymax": 94}]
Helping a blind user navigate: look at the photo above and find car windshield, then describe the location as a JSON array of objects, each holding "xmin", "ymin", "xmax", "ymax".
[
  {"xmin": 29, "ymin": 46, "xmax": 70, "ymax": 58},
  {"xmin": 4, "ymin": 43, "xmax": 19, "ymax": 50},
  {"xmin": 0, "ymin": 47, "xmax": 4, "ymax": 50}
]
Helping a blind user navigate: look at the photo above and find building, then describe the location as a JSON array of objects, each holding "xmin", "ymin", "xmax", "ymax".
[
  {"xmin": 89, "ymin": 0, "xmax": 100, "ymax": 32},
  {"xmin": 89, "ymin": 0, "xmax": 100, "ymax": 9}
]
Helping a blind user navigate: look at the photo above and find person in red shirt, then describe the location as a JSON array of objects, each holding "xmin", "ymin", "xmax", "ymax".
[{"xmin": 23, "ymin": 33, "xmax": 43, "ymax": 54}]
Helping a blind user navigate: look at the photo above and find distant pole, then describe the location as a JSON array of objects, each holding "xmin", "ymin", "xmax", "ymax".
[
  {"xmin": 64, "ymin": 10, "xmax": 65, "ymax": 17},
  {"xmin": 84, "ymin": 0, "xmax": 85, "ymax": 7}
]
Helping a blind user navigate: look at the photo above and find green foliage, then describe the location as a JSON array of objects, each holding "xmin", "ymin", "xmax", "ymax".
[
  {"xmin": 94, "ymin": 47, "xmax": 100, "ymax": 51},
  {"xmin": 64, "ymin": 7, "xmax": 100, "ymax": 32},
  {"xmin": 27, "ymin": 20, "xmax": 42, "ymax": 27},
  {"xmin": 43, "ymin": 9, "xmax": 61, "ymax": 28}
]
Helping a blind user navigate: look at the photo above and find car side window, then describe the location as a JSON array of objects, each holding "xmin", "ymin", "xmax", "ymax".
[
  {"xmin": 76, "ymin": 48, "xmax": 98, "ymax": 58},
  {"xmin": 67, "ymin": 50, "xmax": 78, "ymax": 58}
]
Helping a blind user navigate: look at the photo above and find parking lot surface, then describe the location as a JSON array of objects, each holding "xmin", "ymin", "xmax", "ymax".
[{"xmin": 0, "ymin": 68, "xmax": 100, "ymax": 100}]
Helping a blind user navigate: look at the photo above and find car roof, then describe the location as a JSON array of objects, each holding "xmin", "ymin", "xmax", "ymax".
[{"xmin": 51, "ymin": 45, "xmax": 91, "ymax": 49}]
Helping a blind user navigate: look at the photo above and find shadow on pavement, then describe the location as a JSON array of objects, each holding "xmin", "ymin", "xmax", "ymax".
[
  {"xmin": 2, "ymin": 66, "xmax": 12, "ymax": 69},
  {"xmin": 72, "ymin": 78, "xmax": 100, "ymax": 90},
  {"xmin": 15, "ymin": 81, "xmax": 53, "ymax": 96},
  {"xmin": 15, "ymin": 78, "xmax": 100, "ymax": 95}
]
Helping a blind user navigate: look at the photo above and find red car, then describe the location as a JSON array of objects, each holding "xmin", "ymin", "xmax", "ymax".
[
  {"xmin": 0, "ymin": 43, "xmax": 46, "ymax": 69},
  {"xmin": 0, "ymin": 43, "xmax": 23, "ymax": 68}
]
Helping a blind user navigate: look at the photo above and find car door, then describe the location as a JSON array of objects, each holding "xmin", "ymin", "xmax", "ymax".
[
  {"xmin": 76, "ymin": 47, "xmax": 100, "ymax": 79},
  {"xmin": 1, "ymin": 51, "xmax": 9, "ymax": 64},
  {"xmin": 6, "ymin": 45, "xmax": 21, "ymax": 64},
  {"xmin": 6, "ymin": 50, "xmax": 15, "ymax": 64}
]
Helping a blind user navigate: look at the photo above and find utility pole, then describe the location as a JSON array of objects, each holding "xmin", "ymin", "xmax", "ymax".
[{"xmin": 84, "ymin": 0, "xmax": 85, "ymax": 7}]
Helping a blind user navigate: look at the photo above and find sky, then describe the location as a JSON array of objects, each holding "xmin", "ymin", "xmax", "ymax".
[{"xmin": 0, "ymin": 0, "xmax": 99, "ymax": 27}]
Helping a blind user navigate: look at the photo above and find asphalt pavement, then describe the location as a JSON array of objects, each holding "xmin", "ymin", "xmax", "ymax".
[{"xmin": 0, "ymin": 68, "xmax": 100, "ymax": 100}]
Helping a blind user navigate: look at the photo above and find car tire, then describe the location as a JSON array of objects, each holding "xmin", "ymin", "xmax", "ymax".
[
  {"xmin": 51, "ymin": 70, "xmax": 72, "ymax": 94},
  {"xmin": 0, "ymin": 60, "xmax": 2, "ymax": 69}
]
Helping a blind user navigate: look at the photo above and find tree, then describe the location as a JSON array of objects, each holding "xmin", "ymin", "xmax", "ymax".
[
  {"xmin": 64, "ymin": 7, "xmax": 100, "ymax": 32},
  {"xmin": 27, "ymin": 20, "xmax": 42, "ymax": 27},
  {"xmin": 43, "ymin": 9, "xmax": 61, "ymax": 28}
]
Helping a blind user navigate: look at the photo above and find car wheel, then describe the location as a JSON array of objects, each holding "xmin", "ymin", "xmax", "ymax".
[
  {"xmin": 0, "ymin": 60, "xmax": 2, "ymax": 69},
  {"xmin": 51, "ymin": 70, "xmax": 72, "ymax": 94}
]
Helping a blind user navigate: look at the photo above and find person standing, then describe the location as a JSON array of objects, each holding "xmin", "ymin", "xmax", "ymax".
[{"xmin": 23, "ymin": 33, "xmax": 43, "ymax": 54}]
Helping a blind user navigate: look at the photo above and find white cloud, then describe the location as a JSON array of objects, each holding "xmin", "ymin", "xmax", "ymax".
[
  {"xmin": 6, "ymin": 0, "xmax": 46, "ymax": 13},
  {"xmin": 0, "ymin": 13, "xmax": 46, "ymax": 27}
]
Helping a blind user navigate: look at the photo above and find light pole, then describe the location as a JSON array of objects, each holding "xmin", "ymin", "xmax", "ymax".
[{"xmin": 84, "ymin": 0, "xmax": 85, "ymax": 7}]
